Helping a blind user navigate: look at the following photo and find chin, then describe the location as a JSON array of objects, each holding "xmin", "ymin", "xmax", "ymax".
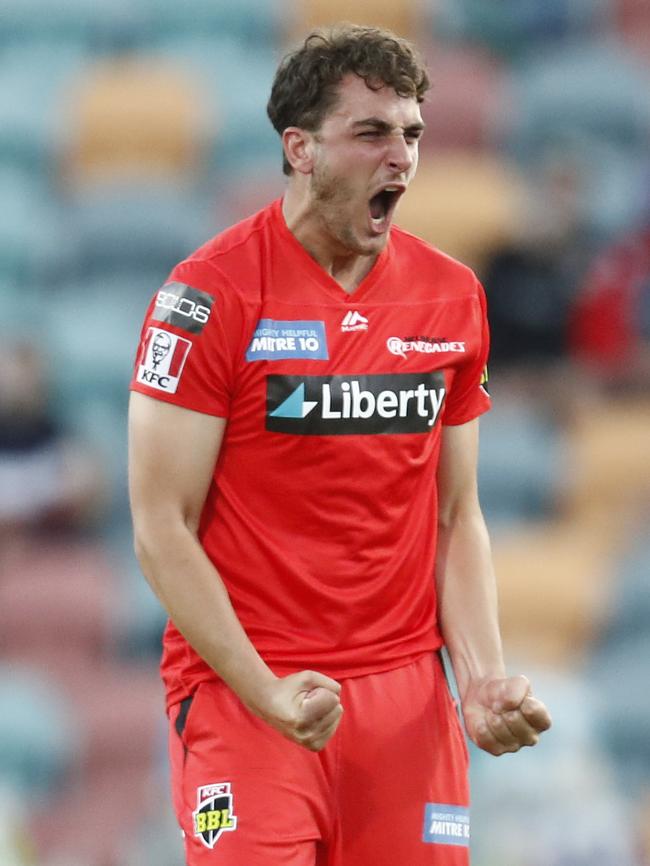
[
  {"xmin": 336, "ymin": 220, "xmax": 389, "ymax": 257},
  {"xmin": 364, "ymin": 231, "xmax": 390, "ymax": 254},
  {"xmin": 356, "ymin": 227, "xmax": 390, "ymax": 254}
]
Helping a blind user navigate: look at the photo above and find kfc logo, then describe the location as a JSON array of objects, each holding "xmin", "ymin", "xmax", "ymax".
[{"xmin": 136, "ymin": 327, "xmax": 191, "ymax": 393}]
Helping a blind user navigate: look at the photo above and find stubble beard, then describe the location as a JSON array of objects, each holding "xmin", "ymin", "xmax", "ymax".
[{"xmin": 311, "ymin": 163, "xmax": 380, "ymax": 257}]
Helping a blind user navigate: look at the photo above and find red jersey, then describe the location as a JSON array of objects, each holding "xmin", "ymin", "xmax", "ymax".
[{"xmin": 130, "ymin": 199, "xmax": 491, "ymax": 706}]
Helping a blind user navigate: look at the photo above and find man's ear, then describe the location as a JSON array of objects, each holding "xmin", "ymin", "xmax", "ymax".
[{"xmin": 282, "ymin": 127, "xmax": 316, "ymax": 175}]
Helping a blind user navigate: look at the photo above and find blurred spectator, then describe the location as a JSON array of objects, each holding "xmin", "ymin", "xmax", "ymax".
[
  {"xmin": 0, "ymin": 339, "xmax": 107, "ymax": 549},
  {"xmin": 481, "ymin": 152, "xmax": 595, "ymax": 374},
  {"xmin": 568, "ymin": 217, "xmax": 650, "ymax": 390}
]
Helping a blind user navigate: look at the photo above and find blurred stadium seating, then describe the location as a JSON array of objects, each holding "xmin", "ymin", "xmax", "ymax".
[
  {"xmin": 395, "ymin": 151, "xmax": 529, "ymax": 272},
  {"xmin": 61, "ymin": 57, "xmax": 207, "ymax": 190},
  {"xmin": 0, "ymin": 1, "xmax": 649, "ymax": 864},
  {"xmin": 426, "ymin": 0, "xmax": 613, "ymax": 58},
  {"xmin": 290, "ymin": 0, "xmax": 419, "ymax": 40}
]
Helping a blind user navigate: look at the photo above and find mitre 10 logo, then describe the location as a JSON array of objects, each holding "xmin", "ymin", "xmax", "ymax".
[{"xmin": 266, "ymin": 372, "xmax": 446, "ymax": 435}]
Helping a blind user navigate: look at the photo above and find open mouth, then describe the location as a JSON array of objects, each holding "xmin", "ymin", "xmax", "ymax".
[{"xmin": 368, "ymin": 186, "xmax": 403, "ymax": 233}]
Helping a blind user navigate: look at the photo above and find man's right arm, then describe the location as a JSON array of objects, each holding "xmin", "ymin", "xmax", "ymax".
[{"xmin": 128, "ymin": 391, "xmax": 343, "ymax": 751}]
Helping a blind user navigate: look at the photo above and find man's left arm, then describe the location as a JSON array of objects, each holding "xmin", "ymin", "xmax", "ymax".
[{"xmin": 435, "ymin": 419, "xmax": 552, "ymax": 756}]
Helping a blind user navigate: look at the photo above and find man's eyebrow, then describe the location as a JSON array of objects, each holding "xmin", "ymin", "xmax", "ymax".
[{"xmin": 351, "ymin": 117, "xmax": 426, "ymax": 133}]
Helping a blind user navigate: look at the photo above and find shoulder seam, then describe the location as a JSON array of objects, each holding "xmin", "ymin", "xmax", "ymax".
[{"xmin": 191, "ymin": 206, "xmax": 275, "ymax": 264}]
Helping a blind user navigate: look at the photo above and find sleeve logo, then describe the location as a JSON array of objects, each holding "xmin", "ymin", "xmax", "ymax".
[
  {"xmin": 136, "ymin": 327, "xmax": 192, "ymax": 393},
  {"xmin": 153, "ymin": 282, "xmax": 214, "ymax": 334}
]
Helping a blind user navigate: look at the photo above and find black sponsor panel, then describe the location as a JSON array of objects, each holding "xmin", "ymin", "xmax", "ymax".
[
  {"xmin": 266, "ymin": 372, "xmax": 446, "ymax": 435},
  {"xmin": 152, "ymin": 282, "xmax": 214, "ymax": 334}
]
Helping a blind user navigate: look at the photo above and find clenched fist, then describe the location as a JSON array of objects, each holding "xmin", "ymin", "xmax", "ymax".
[
  {"xmin": 252, "ymin": 670, "xmax": 344, "ymax": 751},
  {"xmin": 462, "ymin": 675, "xmax": 551, "ymax": 756}
]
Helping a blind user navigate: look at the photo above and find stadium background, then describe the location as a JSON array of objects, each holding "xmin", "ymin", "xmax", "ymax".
[{"xmin": 0, "ymin": 0, "xmax": 649, "ymax": 863}]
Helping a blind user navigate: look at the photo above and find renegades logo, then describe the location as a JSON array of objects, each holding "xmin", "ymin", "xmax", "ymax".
[{"xmin": 192, "ymin": 782, "xmax": 238, "ymax": 849}]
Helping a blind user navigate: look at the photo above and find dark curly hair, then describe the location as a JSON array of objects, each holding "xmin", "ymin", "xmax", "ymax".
[{"xmin": 267, "ymin": 23, "xmax": 430, "ymax": 175}]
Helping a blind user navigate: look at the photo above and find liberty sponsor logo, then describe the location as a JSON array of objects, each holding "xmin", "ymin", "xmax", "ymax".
[
  {"xmin": 153, "ymin": 282, "xmax": 214, "ymax": 334},
  {"xmin": 246, "ymin": 319, "xmax": 328, "ymax": 361},
  {"xmin": 136, "ymin": 326, "xmax": 191, "ymax": 393},
  {"xmin": 193, "ymin": 782, "xmax": 238, "ymax": 849},
  {"xmin": 266, "ymin": 372, "xmax": 445, "ymax": 435},
  {"xmin": 387, "ymin": 335, "xmax": 466, "ymax": 358},
  {"xmin": 341, "ymin": 310, "xmax": 369, "ymax": 332},
  {"xmin": 422, "ymin": 804, "xmax": 470, "ymax": 847}
]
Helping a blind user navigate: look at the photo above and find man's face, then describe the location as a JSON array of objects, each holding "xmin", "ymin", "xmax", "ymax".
[
  {"xmin": 152, "ymin": 332, "xmax": 171, "ymax": 366},
  {"xmin": 308, "ymin": 74, "xmax": 424, "ymax": 256}
]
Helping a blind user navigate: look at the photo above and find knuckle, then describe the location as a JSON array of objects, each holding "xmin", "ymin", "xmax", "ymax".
[{"xmin": 294, "ymin": 725, "xmax": 312, "ymax": 743}]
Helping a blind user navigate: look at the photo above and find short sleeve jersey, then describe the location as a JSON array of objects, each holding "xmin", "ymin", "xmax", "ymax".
[{"xmin": 130, "ymin": 199, "xmax": 491, "ymax": 706}]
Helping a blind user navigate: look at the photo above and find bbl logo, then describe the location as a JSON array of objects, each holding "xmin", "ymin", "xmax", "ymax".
[{"xmin": 193, "ymin": 782, "xmax": 238, "ymax": 849}]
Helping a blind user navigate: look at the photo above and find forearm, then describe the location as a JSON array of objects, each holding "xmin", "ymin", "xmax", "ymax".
[
  {"xmin": 134, "ymin": 516, "xmax": 277, "ymax": 714},
  {"xmin": 435, "ymin": 506, "xmax": 505, "ymax": 703}
]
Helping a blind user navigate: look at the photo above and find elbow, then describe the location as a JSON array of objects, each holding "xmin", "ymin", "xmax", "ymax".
[
  {"xmin": 131, "ymin": 521, "xmax": 172, "ymax": 602},
  {"xmin": 131, "ymin": 510, "xmax": 168, "ymax": 572},
  {"xmin": 132, "ymin": 524, "xmax": 158, "ymax": 581},
  {"xmin": 437, "ymin": 504, "xmax": 455, "ymax": 533},
  {"xmin": 132, "ymin": 529, "xmax": 149, "ymax": 568},
  {"xmin": 131, "ymin": 509, "xmax": 197, "ymax": 571},
  {"xmin": 437, "ymin": 501, "xmax": 464, "ymax": 533},
  {"xmin": 437, "ymin": 495, "xmax": 484, "ymax": 535}
]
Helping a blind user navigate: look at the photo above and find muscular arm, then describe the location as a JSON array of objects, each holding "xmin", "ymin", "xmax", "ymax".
[
  {"xmin": 436, "ymin": 419, "xmax": 551, "ymax": 755},
  {"xmin": 128, "ymin": 392, "xmax": 342, "ymax": 750}
]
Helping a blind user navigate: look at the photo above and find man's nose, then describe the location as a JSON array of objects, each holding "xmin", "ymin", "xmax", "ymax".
[{"xmin": 386, "ymin": 134, "xmax": 414, "ymax": 174}]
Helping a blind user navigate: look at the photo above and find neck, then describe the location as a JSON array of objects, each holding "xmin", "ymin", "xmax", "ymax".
[{"xmin": 281, "ymin": 183, "xmax": 379, "ymax": 294}]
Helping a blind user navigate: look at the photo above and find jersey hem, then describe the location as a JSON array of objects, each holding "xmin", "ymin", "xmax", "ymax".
[
  {"xmin": 442, "ymin": 401, "xmax": 491, "ymax": 427},
  {"xmin": 162, "ymin": 645, "xmax": 444, "ymax": 712}
]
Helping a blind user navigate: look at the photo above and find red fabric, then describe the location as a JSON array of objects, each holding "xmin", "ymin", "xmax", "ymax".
[
  {"xmin": 130, "ymin": 199, "xmax": 491, "ymax": 704},
  {"xmin": 169, "ymin": 653, "xmax": 469, "ymax": 866},
  {"xmin": 569, "ymin": 229, "xmax": 650, "ymax": 372}
]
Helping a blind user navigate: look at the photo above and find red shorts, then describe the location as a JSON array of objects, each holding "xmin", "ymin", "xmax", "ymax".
[{"xmin": 168, "ymin": 652, "xmax": 470, "ymax": 866}]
